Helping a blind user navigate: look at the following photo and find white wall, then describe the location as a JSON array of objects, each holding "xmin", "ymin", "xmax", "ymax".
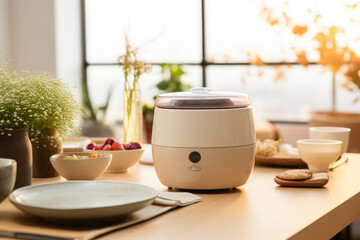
[
  {"xmin": 0, "ymin": 0, "xmax": 82, "ymax": 95},
  {"xmin": 8, "ymin": 0, "xmax": 56, "ymax": 74},
  {"xmin": 0, "ymin": 0, "xmax": 10, "ymax": 59},
  {"xmin": 55, "ymin": 0, "xmax": 82, "ymax": 90}
]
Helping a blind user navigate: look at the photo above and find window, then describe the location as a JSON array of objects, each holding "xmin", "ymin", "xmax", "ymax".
[{"xmin": 82, "ymin": 0, "xmax": 360, "ymax": 122}]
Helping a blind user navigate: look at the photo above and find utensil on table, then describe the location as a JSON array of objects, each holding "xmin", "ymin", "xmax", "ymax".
[
  {"xmin": 0, "ymin": 231, "xmax": 76, "ymax": 240},
  {"xmin": 329, "ymin": 156, "xmax": 349, "ymax": 171}
]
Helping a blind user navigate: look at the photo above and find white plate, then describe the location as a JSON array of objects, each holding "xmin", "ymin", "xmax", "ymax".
[{"xmin": 9, "ymin": 181, "xmax": 158, "ymax": 223}]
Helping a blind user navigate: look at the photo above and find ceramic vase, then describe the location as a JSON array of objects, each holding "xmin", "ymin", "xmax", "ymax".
[
  {"xmin": 0, "ymin": 128, "xmax": 32, "ymax": 189},
  {"xmin": 32, "ymin": 128, "xmax": 62, "ymax": 177},
  {"xmin": 123, "ymin": 89, "xmax": 142, "ymax": 143}
]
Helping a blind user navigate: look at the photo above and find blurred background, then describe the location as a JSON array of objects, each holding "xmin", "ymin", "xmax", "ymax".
[{"xmin": 1, "ymin": 0, "xmax": 360, "ymax": 123}]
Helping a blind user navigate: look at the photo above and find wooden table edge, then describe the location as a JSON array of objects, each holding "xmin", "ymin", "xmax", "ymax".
[{"xmin": 289, "ymin": 191, "xmax": 360, "ymax": 240}]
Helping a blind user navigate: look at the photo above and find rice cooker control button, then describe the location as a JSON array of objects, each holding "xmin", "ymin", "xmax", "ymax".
[{"xmin": 189, "ymin": 151, "xmax": 201, "ymax": 163}]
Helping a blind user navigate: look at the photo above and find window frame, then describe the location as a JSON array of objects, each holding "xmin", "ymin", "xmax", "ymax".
[{"xmin": 80, "ymin": 0, "xmax": 318, "ymax": 123}]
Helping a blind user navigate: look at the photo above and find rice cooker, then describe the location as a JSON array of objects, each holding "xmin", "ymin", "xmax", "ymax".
[{"xmin": 152, "ymin": 88, "xmax": 256, "ymax": 190}]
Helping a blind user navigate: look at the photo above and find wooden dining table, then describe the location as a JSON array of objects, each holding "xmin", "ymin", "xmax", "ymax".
[{"xmin": 0, "ymin": 153, "xmax": 359, "ymax": 240}]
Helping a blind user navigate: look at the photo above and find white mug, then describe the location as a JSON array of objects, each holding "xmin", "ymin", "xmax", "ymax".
[{"xmin": 309, "ymin": 127, "xmax": 351, "ymax": 155}]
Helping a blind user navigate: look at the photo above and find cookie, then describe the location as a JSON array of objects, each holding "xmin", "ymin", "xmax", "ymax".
[{"xmin": 276, "ymin": 169, "xmax": 312, "ymax": 180}]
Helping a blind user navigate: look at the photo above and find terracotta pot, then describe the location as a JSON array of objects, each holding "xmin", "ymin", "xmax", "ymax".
[
  {"xmin": 32, "ymin": 128, "xmax": 62, "ymax": 177},
  {"xmin": 0, "ymin": 128, "xmax": 32, "ymax": 189},
  {"xmin": 143, "ymin": 110, "xmax": 154, "ymax": 144},
  {"xmin": 144, "ymin": 122, "xmax": 153, "ymax": 144},
  {"xmin": 310, "ymin": 110, "xmax": 360, "ymax": 153}
]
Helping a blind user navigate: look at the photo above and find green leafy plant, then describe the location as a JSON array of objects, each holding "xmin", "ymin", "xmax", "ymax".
[
  {"xmin": 156, "ymin": 63, "xmax": 192, "ymax": 94},
  {"xmin": 142, "ymin": 64, "xmax": 192, "ymax": 123},
  {"xmin": 0, "ymin": 60, "xmax": 82, "ymax": 144},
  {"xmin": 81, "ymin": 81, "xmax": 112, "ymax": 124}
]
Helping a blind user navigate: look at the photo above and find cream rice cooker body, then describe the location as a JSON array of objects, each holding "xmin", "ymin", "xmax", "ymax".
[{"xmin": 152, "ymin": 88, "xmax": 256, "ymax": 190}]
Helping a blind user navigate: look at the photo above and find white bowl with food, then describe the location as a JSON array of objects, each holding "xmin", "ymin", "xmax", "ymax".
[
  {"xmin": 83, "ymin": 139, "xmax": 144, "ymax": 173},
  {"xmin": 50, "ymin": 152, "xmax": 112, "ymax": 180}
]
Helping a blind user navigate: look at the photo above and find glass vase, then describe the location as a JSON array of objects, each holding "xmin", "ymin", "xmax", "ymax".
[{"xmin": 123, "ymin": 88, "xmax": 142, "ymax": 143}]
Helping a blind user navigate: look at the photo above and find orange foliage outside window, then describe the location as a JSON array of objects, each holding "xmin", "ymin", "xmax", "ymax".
[{"xmin": 253, "ymin": 2, "xmax": 360, "ymax": 93}]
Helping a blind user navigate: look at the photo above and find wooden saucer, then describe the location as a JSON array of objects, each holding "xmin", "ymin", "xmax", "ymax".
[{"xmin": 274, "ymin": 172, "xmax": 329, "ymax": 188}]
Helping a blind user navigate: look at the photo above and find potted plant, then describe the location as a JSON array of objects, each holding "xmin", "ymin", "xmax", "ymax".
[
  {"xmin": 81, "ymin": 81, "xmax": 115, "ymax": 137},
  {"xmin": 0, "ymin": 59, "xmax": 82, "ymax": 178},
  {"xmin": 143, "ymin": 64, "xmax": 192, "ymax": 143}
]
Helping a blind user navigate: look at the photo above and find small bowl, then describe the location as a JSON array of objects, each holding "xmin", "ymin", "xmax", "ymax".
[
  {"xmin": 0, "ymin": 158, "xmax": 16, "ymax": 204},
  {"xmin": 83, "ymin": 148, "xmax": 144, "ymax": 173},
  {"xmin": 297, "ymin": 139, "xmax": 342, "ymax": 172},
  {"xmin": 309, "ymin": 127, "xmax": 351, "ymax": 155},
  {"xmin": 50, "ymin": 152, "xmax": 112, "ymax": 180}
]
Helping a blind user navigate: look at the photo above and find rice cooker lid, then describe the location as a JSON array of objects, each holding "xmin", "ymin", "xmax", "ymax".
[{"xmin": 155, "ymin": 87, "xmax": 250, "ymax": 109}]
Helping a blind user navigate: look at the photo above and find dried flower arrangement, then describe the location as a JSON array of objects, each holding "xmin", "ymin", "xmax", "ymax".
[
  {"xmin": 117, "ymin": 37, "xmax": 152, "ymax": 142},
  {"xmin": 117, "ymin": 37, "xmax": 152, "ymax": 95},
  {"xmin": 0, "ymin": 60, "xmax": 82, "ymax": 145}
]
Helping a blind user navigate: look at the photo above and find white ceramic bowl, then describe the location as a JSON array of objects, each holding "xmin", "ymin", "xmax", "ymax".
[
  {"xmin": 297, "ymin": 139, "xmax": 342, "ymax": 172},
  {"xmin": 309, "ymin": 127, "xmax": 351, "ymax": 154},
  {"xmin": 0, "ymin": 158, "xmax": 16, "ymax": 203},
  {"xmin": 50, "ymin": 152, "xmax": 112, "ymax": 180},
  {"xmin": 83, "ymin": 148, "xmax": 144, "ymax": 172}
]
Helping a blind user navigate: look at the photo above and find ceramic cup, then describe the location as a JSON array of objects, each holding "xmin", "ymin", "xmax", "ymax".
[
  {"xmin": 0, "ymin": 158, "xmax": 17, "ymax": 204},
  {"xmin": 297, "ymin": 139, "xmax": 342, "ymax": 172},
  {"xmin": 309, "ymin": 127, "xmax": 351, "ymax": 155}
]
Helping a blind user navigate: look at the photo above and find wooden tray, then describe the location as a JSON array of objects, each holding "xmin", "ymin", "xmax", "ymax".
[{"xmin": 255, "ymin": 155, "xmax": 308, "ymax": 168}]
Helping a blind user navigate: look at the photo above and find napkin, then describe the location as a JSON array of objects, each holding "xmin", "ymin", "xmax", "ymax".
[
  {"xmin": 139, "ymin": 147, "xmax": 154, "ymax": 165},
  {"xmin": 155, "ymin": 192, "xmax": 202, "ymax": 206},
  {"xmin": 0, "ymin": 192, "xmax": 201, "ymax": 240},
  {"xmin": 139, "ymin": 152, "xmax": 153, "ymax": 165}
]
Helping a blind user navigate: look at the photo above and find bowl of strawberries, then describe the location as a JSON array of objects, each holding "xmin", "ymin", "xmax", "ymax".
[{"xmin": 83, "ymin": 138, "xmax": 144, "ymax": 173}]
